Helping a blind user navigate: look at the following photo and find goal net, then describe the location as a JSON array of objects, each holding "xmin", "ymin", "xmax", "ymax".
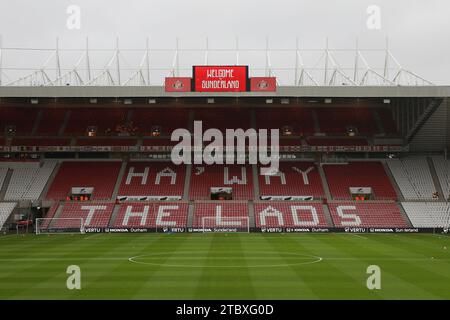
[
  {"xmin": 201, "ymin": 216, "xmax": 249, "ymax": 233},
  {"xmin": 35, "ymin": 218, "xmax": 85, "ymax": 234}
]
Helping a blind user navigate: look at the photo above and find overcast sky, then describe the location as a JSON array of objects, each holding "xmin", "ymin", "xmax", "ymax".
[{"xmin": 0, "ymin": 0, "xmax": 449, "ymax": 85}]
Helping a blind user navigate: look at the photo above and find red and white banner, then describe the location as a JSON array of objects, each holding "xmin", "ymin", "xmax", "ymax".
[
  {"xmin": 250, "ymin": 77, "xmax": 277, "ymax": 92},
  {"xmin": 193, "ymin": 66, "xmax": 248, "ymax": 92},
  {"xmin": 165, "ymin": 77, "xmax": 192, "ymax": 92}
]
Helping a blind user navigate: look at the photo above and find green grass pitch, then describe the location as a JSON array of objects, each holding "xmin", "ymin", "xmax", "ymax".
[{"xmin": 0, "ymin": 233, "xmax": 449, "ymax": 299}]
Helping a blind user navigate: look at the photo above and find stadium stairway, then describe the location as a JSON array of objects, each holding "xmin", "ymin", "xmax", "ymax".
[
  {"xmin": 0, "ymin": 169, "xmax": 13, "ymax": 201},
  {"xmin": 108, "ymin": 204, "xmax": 122, "ymax": 227},
  {"xmin": 427, "ymin": 157, "xmax": 445, "ymax": 199},
  {"xmin": 48, "ymin": 203, "xmax": 64, "ymax": 228},
  {"xmin": 397, "ymin": 203, "xmax": 414, "ymax": 227},
  {"xmin": 248, "ymin": 201, "xmax": 256, "ymax": 228},
  {"xmin": 317, "ymin": 164, "xmax": 332, "ymax": 200},
  {"xmin": 382, "ymin": 161, "xmax": 405, "ymax": 201},
  {"xmin": 311, "ymin": 109, "xmax": 321, "ymax": 133},
  {"xmin": 187, "ymin": 202, "xmax": 195, "ymax": 228},
  {"xmin": 252, "ymin": 165, "xmax": 260, "ymax": 200},
  {"xmin": 31, "ymin": 109, "xmax": 43, "ymax": 136},
  {"xmin": 38, "ymin": 161, "xmax": 61, "ymax": 202},
  {"xmin": 372, "ymin": 109, "xmax": 385, "ymax": 135},
  {"xmin": 322, "ymin": 204, "xmax": 335, "ymax": 227},
  {"xmin": 112, "ymin": 161, "xmax": 128, "ymax": 200},
  {"xmin": 183, "ymin": 164, "xmax": 192, "ymax": 200},
  {"xmin": 125, "ymin": 109, "xmax": 133, "ymax": 123},
  {"xmin": 58, "ymin": 110, "xmax": 71, "ymax": 136}
]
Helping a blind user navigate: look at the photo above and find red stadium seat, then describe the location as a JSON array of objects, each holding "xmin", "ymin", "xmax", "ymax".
[
  {"xmin": 323, "ymin": 162, "xmax": 397, "ymax": 200},
  {"xmin": 376, "ymin": 108, "xmax": 398, "ymax": 134},
  {"xmin": 35, "ymin": 108, "xmax": 66, "ymax": 135},
  {"xmin": 328, "ymin": 202, "xmax": 408, "ymax": 227},
  {"xmin": 189, "ymin": 165, "xmax": 253, "ymax": 200},
  {"xmin": 131, "ymin": 108, "xmax": 189, "ymax": 135},
  {"xmin": 256, "ymin": 108, "xmax": 315, "ymax": 135},
  {"xmin": 192, "ymin": 108, "xmax": 251, "ymax": 131},
  {"xmin": 64, "ymin": 108, "xmax": 127, "ymax": 135},
  {"xmin": 193, "ymin": 202, "xmax": 249, "ymax": 228},
  {"xmin": 306, "ymin": 137, "xmax": 368, "ymax": 146},
  {"xmin": 46, "ymin": 161, "xmax": 121, "ymax": 200},
  {"xmin": 118, "ymin": 162, "xmax": 185, "ymax": 198},
  {"xmin": 258, "ymin": 162, "xmax": 325, "ymax": 199},
  {"xmin": 0, "ymin": 107, "xmax": 39, "ymax": 135},
  {"xmin": 11, "ymin": 138, "xmax": 71, "ymax": 146},
  {"xmin": 39, "ymin": 203, "xmax": 60, "ymax": 229},
  {"xmin": 254, "ymin": 202, "xmax": 328, "ymax": 227},
  {"xmin": 316, "ymin": 107, "xmax": 377, "ymax": 134},
  {"xmin": 113, "ymin": 202, "xmax": 188, "ymax": 227},
  {"xmin": 75, "ymin": 138, "xmax": 137, "ymax": 146},
  {"xmin": 53, "ymin": 202, "xmax": 115, "ymax": 228}
]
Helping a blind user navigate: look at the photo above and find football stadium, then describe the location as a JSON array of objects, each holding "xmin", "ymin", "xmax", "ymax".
[{"xmin": 0, "ymin": 1, "xmax": 449, "ymax": 306}]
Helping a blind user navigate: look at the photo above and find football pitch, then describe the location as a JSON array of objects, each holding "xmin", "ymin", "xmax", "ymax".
[{"xmin": 0, "ymin": 233, "xmax": 449, "ymax": 300}]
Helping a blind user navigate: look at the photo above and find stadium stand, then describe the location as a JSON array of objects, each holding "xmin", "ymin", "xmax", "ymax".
[
  {"xmin": 387, "ymin": 158, "xmax": 436, "ymax": 200},
  {"xmin": 75, "ymin": 138, "xmax": 137, "ymax": 146},
  {"xmin": 323, "ymin": 161, "xmax": 397, "ymax": 200},
  {"xmin": 54, "ymin": 202, "xmax": 115, "ymax": 228},
  {"xmin": 38, "ymin": 203, "xmax": 60, "ymax": 230},
  {"xmin": 142, "ymin": 138, "xmax": 179, "ymax": 146},
  {"xmin": 2, "ymin": 161, "xmax": 56, "ymax": 201},
  {"xmin": 254, "ymin": 202, "xmax": 328, "ymax": 227},
  {"xmin": 64, "ymin": 108, "xmax": 127, "ymax": 135},
  {"xmin": 35, "ymin": 108, "xmax": 66, "ymax": 135},
  {"xmin": 258, "ymin": 162, "xmax": 324, "ymax": 199},
  {"xmin": 118, "ymin": 162, "xmax": 185, "ymax": 199},
  {"xmin": 0, "ymin": 202, "xmax": 17, "ymax": 230},
  {"xmin": 255, "ymin": 108, "xmax": 315, "ymax": 135},
  {"xmin": 431, "ymin": 156, "xmax": 450, "ymax": 200},
  {"xmin": 189, "ymin": 165, "xmax": 253, "ymax": 200},
  {"xmin": 0, "ymin": 167, "xmax": 7, "ymax": 190},
  {"xmin": 328, "ymin": 202, "xmax": 408, "ymax": 227},
  {"xmin": 316, "ymin": 107, "xmax": 377, "ymax": 134},
  {"xmin": 193, "ymin": 202, "xmax": 249, "ymax": 228},
  {"xmin": 306, "ymin": 137, "xmax": 368, "ymax": 146},
  {"xmin": 131, "ymin": 108, "xmax": 189, "ymax": 135},
  {"xmin": 192, "ymin": 108, "xmax": 251, "ymax": 131},
  {"xmin": 402, "ymin": 202, "xmax": 450, "ymax": 228},
  {"xmin": 0, "ymin": 107, "xmax": 38, "ymax": 135},
  {"xmin": 11, "ymin": 138, "xmax": 71, "ymax": 146},
  {"xmin": 46, "ymin": 161, "xmax": 121, "ymax": 200},
  {"xmin": 376, "ymin": 108, "xmax": 398, "ymax": 134},
  {"xmin": 113, "ymin": 202, "xmax": 188, "ymax": 227}
]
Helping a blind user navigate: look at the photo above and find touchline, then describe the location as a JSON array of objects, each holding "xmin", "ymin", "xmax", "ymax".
[{"xmin": 170, "ymin": 121, "xmax": 280, "ymax": 175}]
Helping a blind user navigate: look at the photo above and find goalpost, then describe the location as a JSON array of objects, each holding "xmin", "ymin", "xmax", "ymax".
[
  {"xmin": 201, "ymin": 216, "xmax": 250, "ymax": 233},
  {"xmin": 35, "ymin": 218, "xmax": 85, "ymax": 235}
]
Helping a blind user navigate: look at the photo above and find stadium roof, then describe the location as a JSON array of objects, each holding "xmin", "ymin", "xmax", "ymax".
[{"xmin": 0, "ymin": 85, "xmax": 449, "ymax": 98}]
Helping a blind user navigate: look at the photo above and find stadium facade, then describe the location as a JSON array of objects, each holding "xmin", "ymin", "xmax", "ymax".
[{"xmin": 0, "ymin": 42, "xmax": 449, "ymax": 235}]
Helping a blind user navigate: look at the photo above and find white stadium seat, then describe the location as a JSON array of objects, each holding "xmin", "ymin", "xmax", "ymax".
[
  {"xmin": 0, "ymin": 202, "xmax": 17, "ymax": 230},
  {"xmin": 432, "ymin": 156, "xmax": 450, "ymax": 200},
  {"xmin": 0, "ymin": 168, "xmax": 7, "ymax": 190},
  {"xmin": 402, "ymin": 202, "xmax": 450, "ymax": 228},
  {"xmin": 2, "ymin": 161, "xmax": 56, "ymax": 201},
  {"xmin": 387, "ymin": 158, "xmax": 435, "ymax": 200}
]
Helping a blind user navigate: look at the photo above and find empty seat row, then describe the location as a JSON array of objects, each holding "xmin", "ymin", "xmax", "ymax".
[
  {"xmin": 44, "ymin": 201, "xmax": 413, "ymax": 229},
  {"xmin": 1, "ymin": 161, "xmax": 56, "ymax": 201},
  {"xmin": 0, "ymin": 202, "xmax": 17, "ymax": 229},
  {"xmin": 387, "ymin": 158, "xmax": 436, "ymax": 200},
  {"xmin": 402, "ymin": 202, "xmax": 450, "ymax": 228},
  {"xmin": 432, "ymin": 156, "xmax": 450, "ymax": 200},
  {"xmin": 323, "ymin": 162, "xmax": 397, "ymax": 200}
]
